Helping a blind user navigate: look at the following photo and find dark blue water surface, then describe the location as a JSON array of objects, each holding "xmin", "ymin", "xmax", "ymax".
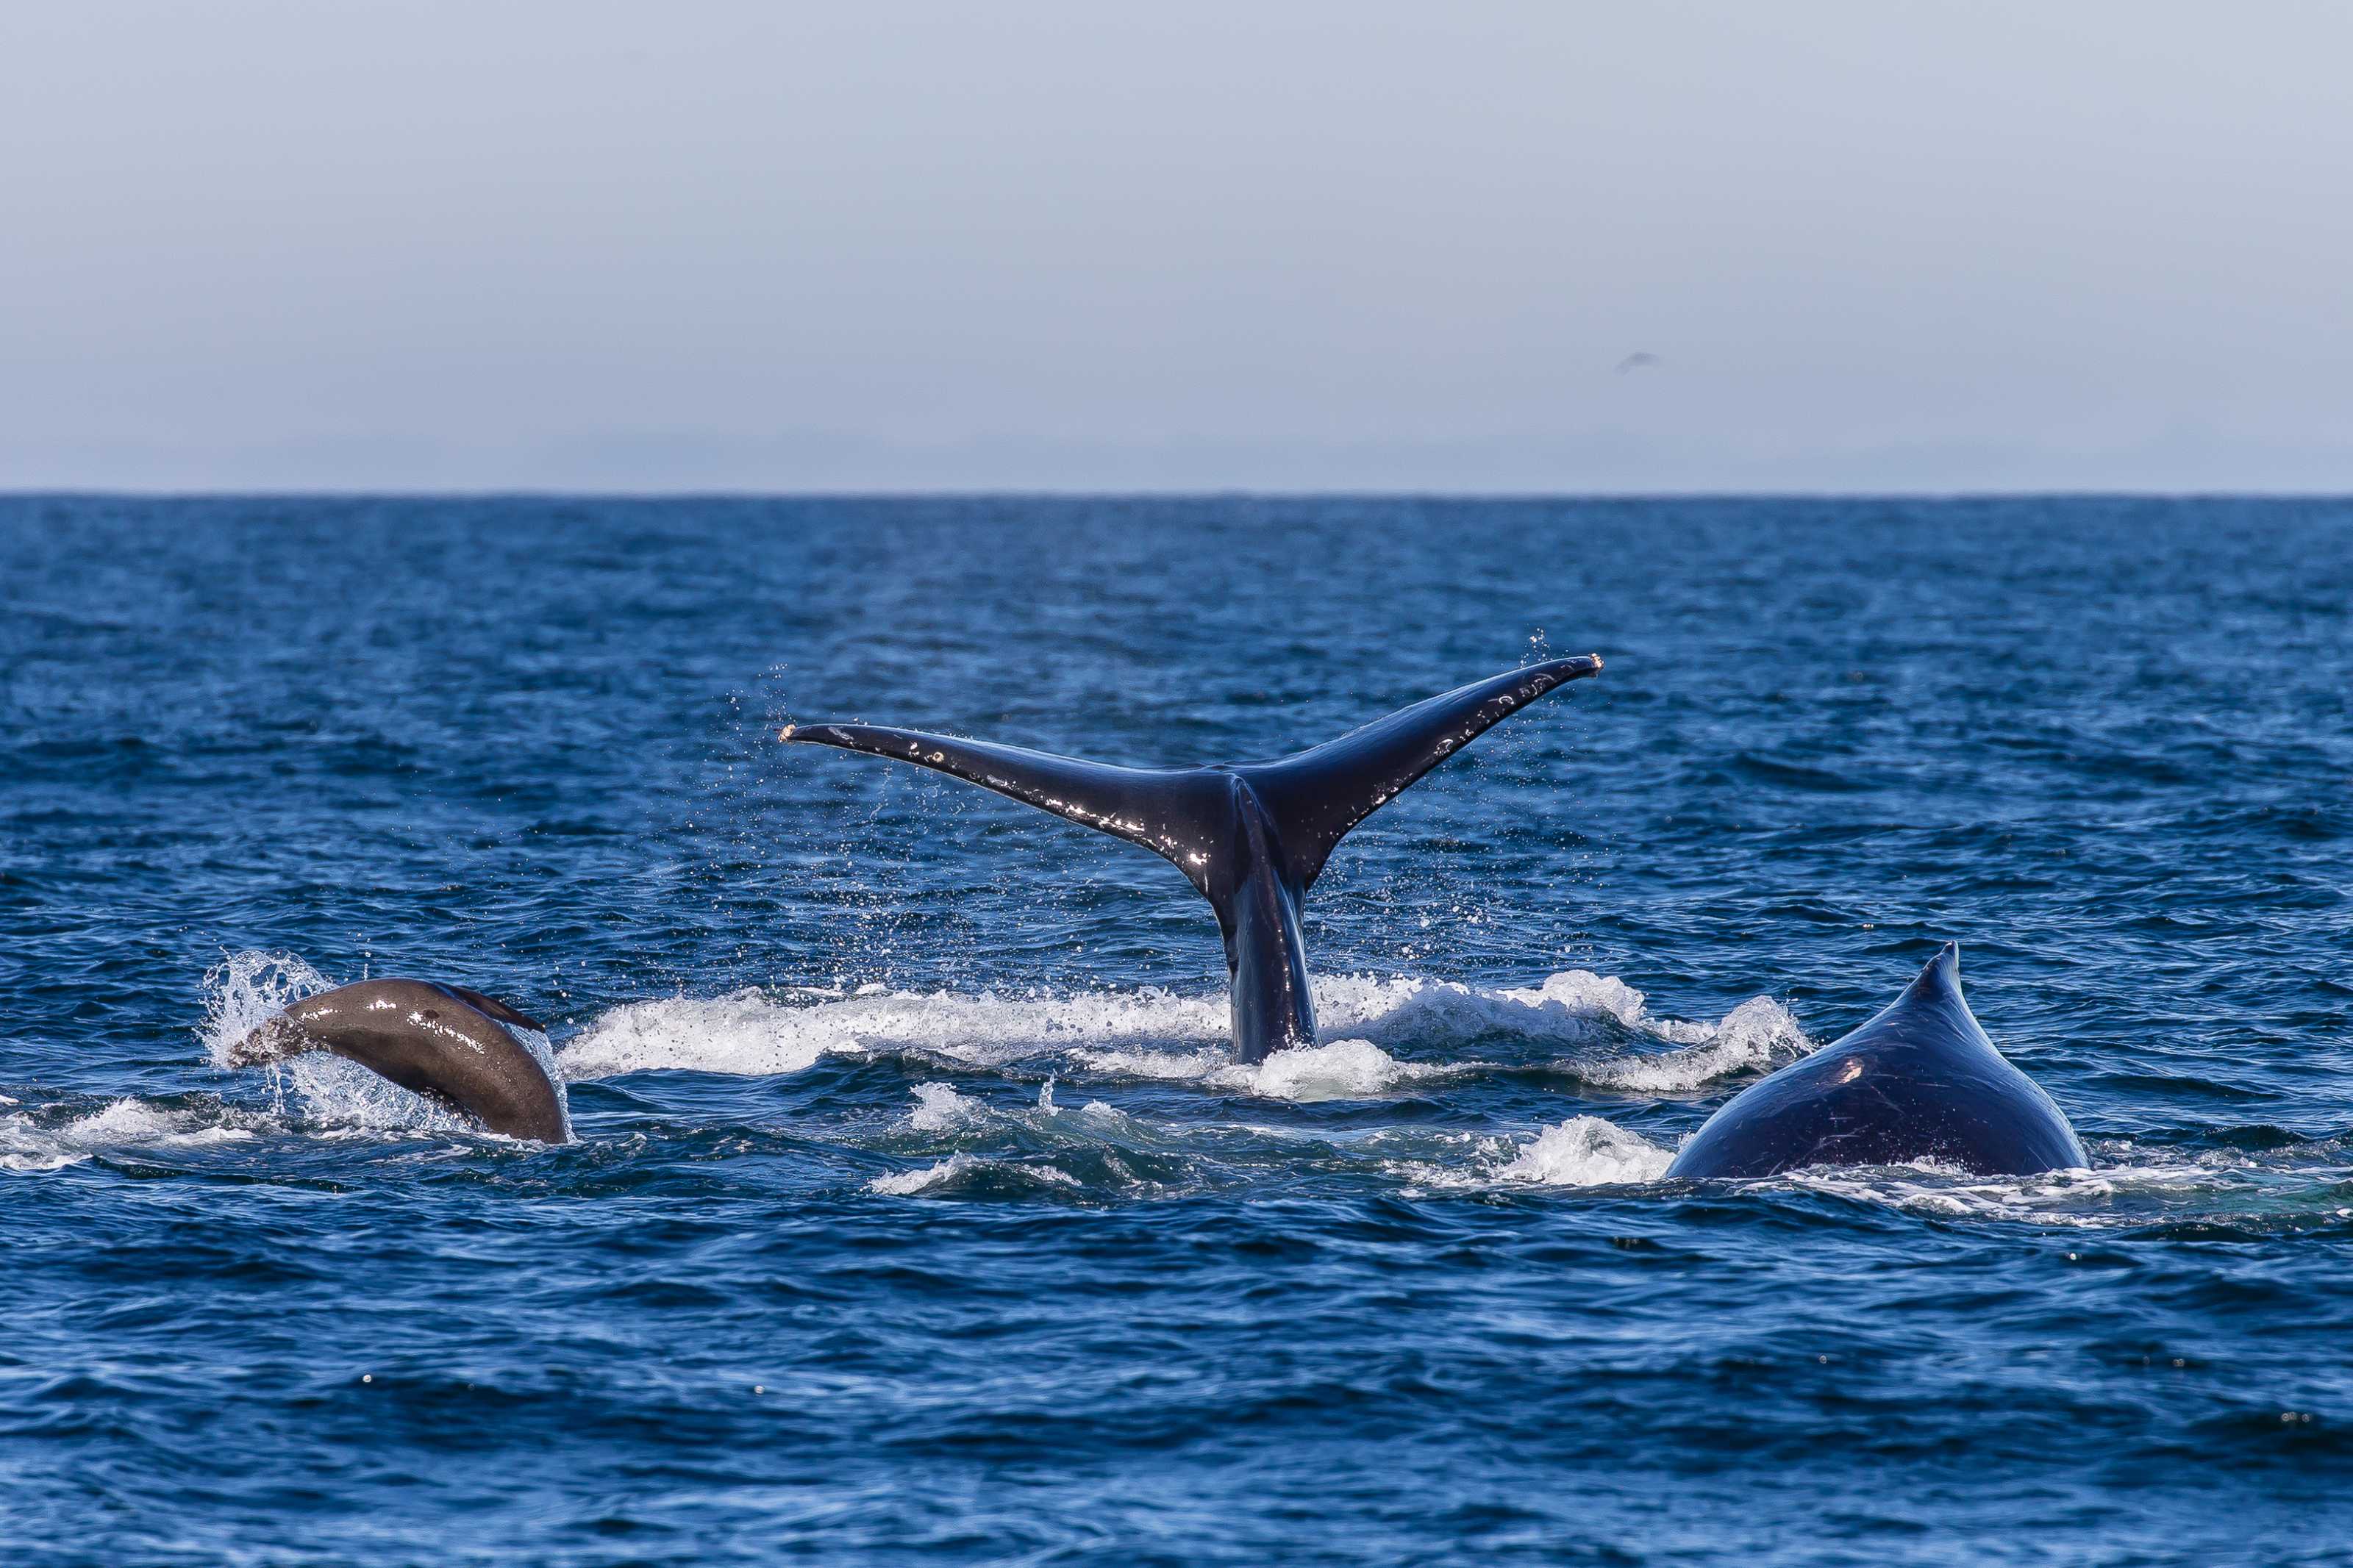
[{"xmin": 4, "ymin": 495, "xmax": 2352, "ymax": 1566}]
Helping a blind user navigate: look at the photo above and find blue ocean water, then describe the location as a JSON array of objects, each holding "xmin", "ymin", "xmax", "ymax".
[{"xmin": 2, "ymin": 495, "xmax": 2350, "ymax": 1566}]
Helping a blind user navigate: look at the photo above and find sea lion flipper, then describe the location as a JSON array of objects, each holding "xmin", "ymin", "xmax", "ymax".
[{"xmin": 443, "ymin": 985, "xmax": 545, "ymax": 1034}]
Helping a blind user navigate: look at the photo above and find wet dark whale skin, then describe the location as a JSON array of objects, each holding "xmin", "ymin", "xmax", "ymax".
[
  {"xmin": 1666, "ymin": 945, "xmax": 2085, "ymax": 1180},
  {"xmin": 231, "ymin": 979, "xmax": 571, "ymax": 1142}
]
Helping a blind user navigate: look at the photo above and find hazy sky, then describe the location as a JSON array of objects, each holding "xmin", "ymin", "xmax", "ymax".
[{"xmin": 4, "ymin": 2, "xmax": 2349, "ymax": 491}]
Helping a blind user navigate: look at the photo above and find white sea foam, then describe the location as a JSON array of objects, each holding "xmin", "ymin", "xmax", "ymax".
[
  {"xmin": 560, "ymin": 969, "xmax": 1803, "ymax": 1099},
  {"xmin": 1573, "ymin": 995, "xmax": 1810, "ymax": 1092},
  {"xmin": 1770, "ymin": 1146, "xmax": 2310, "ymax": 1225},
  {"xmin": 1495, "ymin": 1115, "xmax": 1677, "ymax": 1186},
  {"xmin": 0, "ymin": 1100, "xmax": 256, "ymax": 1173},
  {"xmin": 870, "ymin": 1153, "xmax": 980, "ymax": 1195},
  {"xmin": 1215, "ymin": 1037, "xmax": 1440, "ymax": 1101},
  {"xmin": 907, "ymin": 1082, "xmax": 986, "ymax": 1131},
  {"xmin": 1382, "ymin": 1115, "xmax": 1676, "ymax": 1191},
  {"xmin": 1393, "ymin": 1128, "xmax": 2343, "ymax": 1220},
  {"xmin": 560, "ymin": 984, "xmax": 1228, "ymax": 1079},
  {"xmin": 867, "ymin": 1152, "xmax": 1082, "ymax": 1196}
]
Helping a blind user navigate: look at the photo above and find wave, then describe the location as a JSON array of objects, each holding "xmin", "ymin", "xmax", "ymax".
[
  {"xmin": 194, "ymin": 950, "xmax": 2346, "ymax": 1231},
  {"xmin": 561, "ymin": 982, "xmax": 1227, "ymax": 1079},
  {"xmin": 560, "ymin": 969, "xmax": 1808, "ymax": 1098},
  {"xmin": 1496, "ymin": 1116, "xmax": 1679, "ymax": 1186},
  {"xmin": 0, "ymin": 1098, "xmax": 257, "ymax": 1173},
  {"xmin": 1373, "ymin": 1116, "xmax": 1679, "ymax": 1192},
  {"xmin": 859, "ymin": 1089, "xmax": 2353, "ymax": 1222},
  {"xmin": 863, "ymin": 1079, "xmax": 1204, "ymax": 1198},
  {"xmin": 865, "ymin": 1079, "xmax": 1679, "ymax": 1198},
  {"xmin": 1772, "ymin": 1139, "xmax": 2353, "ymax": 1228},
  {"xmin": 870, "ymin": 1153, "xmax": 1084, "ymax": 1197}
]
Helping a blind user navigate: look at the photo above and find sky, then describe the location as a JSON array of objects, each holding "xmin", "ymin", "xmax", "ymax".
[{"xmin": 3, "ymin": 1, "xmax": 2349, "ymax": 493}]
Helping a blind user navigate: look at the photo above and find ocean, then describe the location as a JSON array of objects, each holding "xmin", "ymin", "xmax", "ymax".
[{"xmin": 4, "ymin": 495, "xmax": 2349, "ymax": 1565}]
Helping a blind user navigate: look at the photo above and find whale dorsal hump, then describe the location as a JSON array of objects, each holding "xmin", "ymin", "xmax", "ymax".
[{"xmin": 1897, "ymin": 942, "xmax": 1963, "ymax": 1009}]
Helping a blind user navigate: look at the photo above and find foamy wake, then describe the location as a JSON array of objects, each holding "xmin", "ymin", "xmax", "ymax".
[
  {"xmin": 866, "ymin": 1081, "xmax": 1680, "ymax": 1197},
  {"xmin": 561, "ymin": 970, "xmax": 1807, "ymax": 1099},
  {"xmin": 871, "ymin": 1153, "xmax": 1088, "ymax": 1196},
  {"xmin": 868, "ymin": 1084, "xmax": 2353, "ymax": 1209},
  {"xmin": 1496, "ymin": 1116, "xmax": 1678, "ymax": 1186},
  {"xmin": 1774, "ymin": 1142, "xmax": 2353, "ymax": 1226},
  {"xmin": 1378, "ymin": 1116, "xmax": 1678, "ymax": 1192},
  {"xmin": 561, "ymin": 983, "xmax": 1227, "ymax": 1079},
  {"xmin": 197, "ymin": 950, "xmax": 569, "ymax": 1139},
  {"xmin": 867, "ymin": 1080, "xmax": 1151, "ymax": 1196},
  {"xmin": 862, "ymin": 1092, "xmax": 2353, "ymax": 1214},
  {"xmin": 0, "ymin": 1100, "xmax": 255, "ymax": 1173}
]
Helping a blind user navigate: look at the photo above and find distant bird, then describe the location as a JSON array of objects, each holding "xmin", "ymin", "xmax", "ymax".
[{"xmin": 1615, "ymin": 351, "xmax": 1661, "ymax": 374}]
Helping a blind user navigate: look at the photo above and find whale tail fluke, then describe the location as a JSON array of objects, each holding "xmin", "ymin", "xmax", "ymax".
[
  {"xmin": 785, "ymin": 656, "xmax": 1601, "ymax": 1062},
  {"xmin": 778, "ymin": 723, "xmax": 1238, "ymax": 898},
  {"xmin": 1229, "ymin": 656, "xmax": 1601, "ymax": 889},
  {"xmin": 782, "ymin": 655, "xmax": 1601, "ymax": 902}
]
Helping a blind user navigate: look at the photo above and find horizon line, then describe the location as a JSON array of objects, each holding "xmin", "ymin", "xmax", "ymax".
[{"xmin": 7, "ymin": 486, "xmax": 2352, "ymax": 504}]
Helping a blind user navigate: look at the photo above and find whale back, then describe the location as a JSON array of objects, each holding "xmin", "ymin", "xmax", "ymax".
[
  {"xmin": 232, "ymin": 978, "xmax": 571, "ymax": 1143},
  {"xmin": 1665, "ymin": 945, "xmax": 2085, "ymax": 1179}
]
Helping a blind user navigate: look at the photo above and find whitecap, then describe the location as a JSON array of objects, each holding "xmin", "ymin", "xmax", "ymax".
[
  {"xmin": 866, "ymin": 1153, "xmax": 1081, "ymax": 1196},
  {"xmin": 1771, "ymin": 1146, "xmax": 2312, "ymax": 1225},
  {"xmin": 1214, "ymin": 1037, "xmax": 1442, "ymax": 1102},
  {"xmin": 1573, "ymin": 995, "xmax": 1810, "ymax": 1092},
  {"xmin": 560, "ymin": 984, "xmax": 1227, "ymax": 1079},
  {"xmin": 869, "ymin": 1153, "xmax": 979, "ymax": 1195},
  {"xmin": 1495, "ymin": 1115, "xmax": 1676, "ymax": 1186},
  {"xmin": 906, "ymin": 1082, "xmax": 986, "ymax": 1131}
]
